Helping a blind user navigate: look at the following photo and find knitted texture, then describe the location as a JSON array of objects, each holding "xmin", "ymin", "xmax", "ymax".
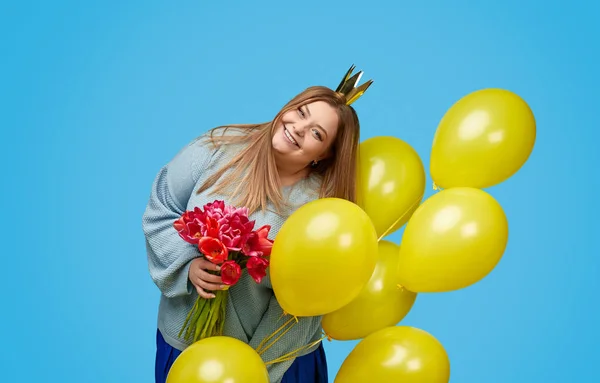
[{"xmin": 142, "ymin": 131, "xmax": 323, "ymax": 383}]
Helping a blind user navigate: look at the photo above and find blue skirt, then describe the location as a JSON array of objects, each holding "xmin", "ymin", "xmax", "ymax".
[{"xmin": 155, "ymin": 329, "xmax": 328, "ymax": 383}]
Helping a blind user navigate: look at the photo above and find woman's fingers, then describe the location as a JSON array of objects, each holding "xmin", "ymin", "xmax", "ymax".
[
  {"xmin": 198, "ymin": 268, "xmax": 223, "ymax": 284},
  {"xmin": 198, "ymin": 258, "xmax": 221, "ymax": 272},
  {"xmin": 194, "ymin": 285, "xmax": 215, "ymax": 299},
  {"xmin": 188, "ymin": 257, "xmax": 226, "ymax": 299},
  {"xmin": 196, "ymin": 276, "xmax": 223, "ymax": 292}
]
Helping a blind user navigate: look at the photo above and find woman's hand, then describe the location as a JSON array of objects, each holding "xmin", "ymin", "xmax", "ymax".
[{"xmin": 188, "ymin": 257, "xmax": 225, "ymax": 299}]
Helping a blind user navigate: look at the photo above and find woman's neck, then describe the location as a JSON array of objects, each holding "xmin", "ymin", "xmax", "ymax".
[{"xmin": 276, "ymin": 164, "xmax": 310, "ymax": 187}]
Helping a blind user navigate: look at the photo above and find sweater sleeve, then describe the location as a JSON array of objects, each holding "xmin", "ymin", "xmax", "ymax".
[
  {"xmin": 142, "ymin": 135, "xmax": 217, "ymax": 298},
  {"xmin": 248, "ymin": 295, "xmax": 323, "ymax": 382}
]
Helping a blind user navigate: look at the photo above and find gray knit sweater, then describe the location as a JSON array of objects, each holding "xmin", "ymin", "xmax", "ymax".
[{"xmin": 142, "ymin": 131, "xmax": 323, "ymax": 383}]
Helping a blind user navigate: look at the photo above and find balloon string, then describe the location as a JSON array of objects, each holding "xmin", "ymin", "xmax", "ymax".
[
  {"xmin": 255, "ymin": 315, "xmax": 297, "ymax": 354},
  {"xmin": 255, "ymin": 315, "xmax": 298, "ymax": 355},
  {"xmin": 377, "ymin": 193, "xmax": 425, "ymax": 241},
  {"xmin": 264, "ymin": 334, "xmax": 328, "ymax": 366},
  {"xmin": 258, "ymin": 322, "xmax": 296, "ymax": 356}
]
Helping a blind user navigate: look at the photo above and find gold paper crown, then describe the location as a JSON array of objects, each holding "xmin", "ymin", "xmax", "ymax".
[{"xmin": 335, "ymin": 64, "xmax": 373, "ymax": 105}]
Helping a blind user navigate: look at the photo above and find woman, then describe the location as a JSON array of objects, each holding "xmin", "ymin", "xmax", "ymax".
[{"xmin": 142, "ymin": 69, "xmax": 370, "ymax": 383}]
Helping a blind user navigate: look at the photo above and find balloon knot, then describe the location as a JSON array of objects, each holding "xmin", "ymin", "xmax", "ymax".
[
  {"xmin": 397, "ymin": 284, "xmax": 405, "ymax": 291},
  {"xmin": 432, "ymin": 182, "xmax": 443, "ymax": 191}
]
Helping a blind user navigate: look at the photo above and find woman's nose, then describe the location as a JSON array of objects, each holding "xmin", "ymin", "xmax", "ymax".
[{"xmin": 293, "ymin": 125, "xmax": 306, "ymax": 137}]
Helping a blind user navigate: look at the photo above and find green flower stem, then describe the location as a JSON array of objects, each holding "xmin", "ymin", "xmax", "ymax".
[
  {"xmin": 179, "ymin": 254, "xmax": 238, "ymax": 343},
  {"xmin": 179, "ymin": 297, "xmax": 200, "ymax": 340},
  {"xmin": 190, "ymin": 298, "xmax": 208, "ymax": 340},
  {"xmin": 194, "ymin": 298, "xmax": 211, "ymax": 341},
  {"xmin": 208, "ymin": 291, "xmax": 224, "ymax": 335},
  {"xmin": 199, "ymin": 299, "xmax": 214, "ymax": 340},
  {"xmin": 217, "ymin": 290, "xmax": 228, "ymax": 335},
  {"xmin": 180, "ymin": 297, "xmax": 208, "ymax": 342},
  {"xmin": 178, "ymin": 298, "xmax": 197, "ymax": 339}
]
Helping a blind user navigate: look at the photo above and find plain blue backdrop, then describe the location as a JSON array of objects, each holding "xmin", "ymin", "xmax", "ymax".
[{"xmin": 1, "ymin": 0, "xmax": 598, "ymax": 382}]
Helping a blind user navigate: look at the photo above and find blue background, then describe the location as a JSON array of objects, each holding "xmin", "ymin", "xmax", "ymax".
[{"xmin": 2, "ymin": 0, "xmax": 598, "ymax": 381}]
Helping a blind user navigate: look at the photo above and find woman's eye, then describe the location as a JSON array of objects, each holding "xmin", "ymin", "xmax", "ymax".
[
  {"xmin": 298, "ymin": 108, "xmax": 305, "ymax": 117},
  {"xmin": 313, "ymin": 129, "xmax": 322, "ymax": 141}
]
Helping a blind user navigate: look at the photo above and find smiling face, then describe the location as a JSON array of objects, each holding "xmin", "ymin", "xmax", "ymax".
[{"xmin": 271, "ymin": 100, "xmax": 340, "ymax": 170}]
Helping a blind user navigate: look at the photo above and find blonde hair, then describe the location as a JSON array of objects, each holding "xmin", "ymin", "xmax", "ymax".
[{"xmin": 197, "ymin": 86, "xmax": 360, "ymax": 214}]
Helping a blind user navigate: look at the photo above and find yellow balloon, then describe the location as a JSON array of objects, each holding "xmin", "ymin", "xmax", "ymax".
[
  {"xmin": 357, "ymin": 136, "xmax": 426, "ymax": 239},
  {"xmin": 322, "ymin": 240, "xmax": 417, "ymax": 340},
  {"xmin": 270, "ymin": 198, "xmax": 378, "ymax": 317},
  {"xmin": 430, "ymin": 88, "xmax": 536, "ymax": 189},
  {"xmin": 397, "ymin": 187, "xmax": 508, "ymax": 292},
  {"xmin": 166, "ymin": 336, "xmax": 269, "ymax": 383},
  {"xmin": 334, "ymin": 326, "xmax": 450, "ymax": 383}
]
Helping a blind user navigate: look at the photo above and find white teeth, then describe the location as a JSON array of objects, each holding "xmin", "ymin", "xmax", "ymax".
[{"xmin": 284, "ymin": 127, "xmax": 298, "ymax": 146}]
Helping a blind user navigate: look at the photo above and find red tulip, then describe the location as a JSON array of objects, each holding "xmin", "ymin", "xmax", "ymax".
[
  {"xmin": 242, "ymin": 225, "xmax": 274, "ymax": 257},
  {"xmin": 204, "ymin": 200, "xmax": 226, "ymax": 216},
  {"xmin": 173, "ymin": 211, "xmax": 203, "ymax": 244},
  {"xmin": 220, "ymin": 260, "xmax": 242, "ymax": 285},
  {"xmin": 247, "ymin": 256, "xmax": 269, "ymax": 284},
  {"xmin": 193, "ymin": 200, "xmax": 256, "ymax": 251},
  {"xmin": 202, "ymin": 216, "xmax": 220, "ymax": 238},
  {"xmin": 198, "ymin": 237, "xmax": 228, "ymax": 264}
]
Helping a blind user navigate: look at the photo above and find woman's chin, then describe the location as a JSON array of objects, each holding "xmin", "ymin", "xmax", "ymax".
[{"xmin": 273, "ymin": 139, "xmax": 298, "ymax": 154}]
